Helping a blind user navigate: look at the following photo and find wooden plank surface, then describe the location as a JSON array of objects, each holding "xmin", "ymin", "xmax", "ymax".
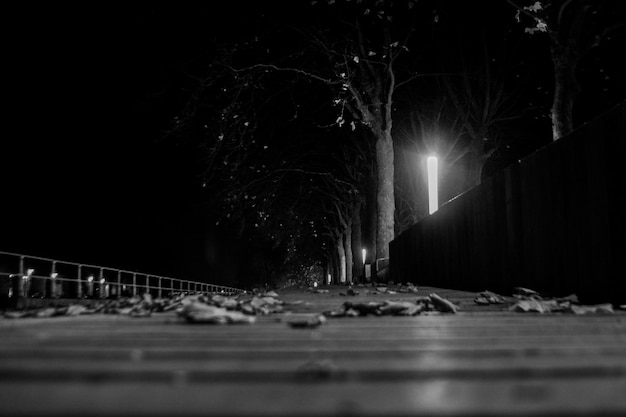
[{"xmin": 1, "ymin": 285, "xmax": 625, "ymax": 416}]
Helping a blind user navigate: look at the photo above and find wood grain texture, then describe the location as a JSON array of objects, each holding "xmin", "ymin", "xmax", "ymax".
[{"xmin": 1, "ymin": 286, "xmax": 625, "ymax": 416}]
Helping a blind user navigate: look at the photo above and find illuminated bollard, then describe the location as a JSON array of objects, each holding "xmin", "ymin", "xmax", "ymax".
[
  {"xmin": 22, "ymin": 269, "xmax": 34, "ymax": 297},
  {"xmin": 50, "ymin": 273, "xmax": 58, "ymax": 298},
  {"xmin": 87, "ymin": 275, "xmax": 94, "ymax": 298},
  {"xmin": 99, "ymin": 278, "xmax": 107, "ymax": 299}
]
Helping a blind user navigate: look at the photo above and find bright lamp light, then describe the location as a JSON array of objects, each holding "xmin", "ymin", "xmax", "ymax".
[{"xmin": 427, "ymin": 155, "xmax": 439, "ymax": 214}]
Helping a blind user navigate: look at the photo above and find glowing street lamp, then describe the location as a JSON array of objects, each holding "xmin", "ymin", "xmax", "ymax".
[
  {"xmin": 427, "ymin": 155, "xmax": 439, "ymax": 214},
  {"xmin": 362, "ymin": 248, "xmax": 367, "ymax": 265}
]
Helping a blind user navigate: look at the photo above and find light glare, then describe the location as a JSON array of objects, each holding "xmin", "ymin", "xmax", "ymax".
[{"xmin": 427, "ymin": 156, "xmax": 439, "ymax": 214}]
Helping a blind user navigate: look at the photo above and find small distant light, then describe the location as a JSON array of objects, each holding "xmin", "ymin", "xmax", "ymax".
[
  {"xmin": 26, "ymin": 268, "xmax": 35, "ymax": 276},
  {"xmin": 51, "ymin": 273, "xmax": 58, "ymax": 279},
  {"xmin": 87, "ymin": 275, "xmax": 94, "ymax": 283},
  {"xmin": 100, "ymin": 278, "xmax": 105, "ymax": 285},
  {"xmin": 362, "ymin": 248, "xmax": 367, "ymax": 265},
  {"xmin": 313, "ymin": 282, "xmax": 318, "ymax": 288}
]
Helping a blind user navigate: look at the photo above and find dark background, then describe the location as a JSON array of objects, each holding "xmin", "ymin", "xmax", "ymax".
[
  {"xmin": 3, "ymin": 4, "xmax": 226, "ymax": 279},
  {"xmin": 2, "ymin": 2, "xmax": 624, "ymax": 284}
]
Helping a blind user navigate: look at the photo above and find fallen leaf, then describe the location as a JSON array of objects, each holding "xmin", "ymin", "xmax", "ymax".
[
  {"xmin": 380, "ymin": 300, "xmax": 424, "ymax": 316},
  {"xmin": 510, "ymin": 299, "xmax": 559, "ymax": 313},
  {"xmin": 129, "ymin": 309, "xmax": 152, "ymax": 318},
  {"xmin": 428, "ymin": 293, "xmax": 458, "ymax": 313},
  {"xmin": 65, "ymin": 305, "xmax": 88, "ymax": 316},
  {"xmin": 182, "ymin": 304, "xmax": 256, "ymax": 324},
  {"xmin": 475, "ymin": 290, "xmax": 507, "ymax": 305},
  {"xmin": 4, "ymin": 311, "xmax": 32, "ymax": 319},
  {"xmin": 343, "ymin": 301, "xmax": 383, "ymax": 316},
  {"xmin": 513, "ymin": 287, "xmax": 541, "ymax": 298},
  {"xmin": 566, "ymin": 303, "xmax": 614, "ymax": 315}
]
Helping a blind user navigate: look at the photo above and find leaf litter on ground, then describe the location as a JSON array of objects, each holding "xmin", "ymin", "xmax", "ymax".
[
  {"xmin": 2, "ymin": 290, "xmax": 287, "ymax": 323},
  {"xmin": 323, "ymin": 293, "xmax": 458, "ymax": 317},
  {"xmin": 473, "ymin": 286, "xmax": 617, "ymax": 314}
]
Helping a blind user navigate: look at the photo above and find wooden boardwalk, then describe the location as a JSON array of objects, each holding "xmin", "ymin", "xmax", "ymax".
[{"xmin": 1, "ymin": 285, "xmax": 625, "ymax": 416}]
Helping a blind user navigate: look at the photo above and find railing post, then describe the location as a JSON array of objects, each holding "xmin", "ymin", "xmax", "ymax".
[
  {"xmin": 76, "ymin": 265, "xmax": 83, "ymax": 298},
  {"xmin": 49, "ymin": 261, "xmax": 57, "ymax": 298},
  {"xmin": 87, "ymin": 274, "xmax": 94, "ymax": 298},
  {"xmin": 19, "ymin": 256, "xmax": 25, "ymax": 276},
  {"xmin": 0, "ymin": 251, "xmax": 244, "ymax": 302},
  {"xmin": 99, "ymin": 268, "xmax": 105, "ymax": 299}
]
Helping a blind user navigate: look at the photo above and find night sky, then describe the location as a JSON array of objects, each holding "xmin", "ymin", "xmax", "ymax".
[
  {"xmin": 3, "ymin": 3, "xmax": 279, "ymax": 282},
  {"xmin": 2, "ymin": 2, "xmax": 625, "ymax": 285},
  {"xmin": 4, "ymin": 4, "xmax": 209, "ymax": 278}
]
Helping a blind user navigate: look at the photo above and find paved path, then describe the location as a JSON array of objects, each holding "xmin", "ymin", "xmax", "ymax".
[{"xmin": 1, "ymin": 285, "xmax": 625, "ymax": 416}]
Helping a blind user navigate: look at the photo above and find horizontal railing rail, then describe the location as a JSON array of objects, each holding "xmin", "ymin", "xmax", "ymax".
[{"xmin": 0, "ymin": 250, "xmax": 244, "ymax": 302}]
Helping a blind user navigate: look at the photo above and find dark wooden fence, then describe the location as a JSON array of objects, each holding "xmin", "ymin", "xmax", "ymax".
[{"xmin": 390, "ymin": 101, "xmax": 626, "ymax": 305}]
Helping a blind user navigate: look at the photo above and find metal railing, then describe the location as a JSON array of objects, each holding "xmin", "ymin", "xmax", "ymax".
[{"xmin": 0, "ymin": 250, "xmax": 244, "ymax": 301}]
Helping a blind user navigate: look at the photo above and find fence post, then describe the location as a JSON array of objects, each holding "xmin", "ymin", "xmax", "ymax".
[
  {"xmin": 77, "ymin": 265, "xmax": 83, "ymax": 298},
  {"xmin": 99, "ymin": 268, "xmax": 105, "ymax": 299},
  {"xmin": 49, "ymin": 261, "xmax": 57, "ymax": 298},
  {"xmin": 132, "ymin": 273, "xmax": 137, "ymax": 296},
  {"xmin": 116, "ymin": 271, "xmax": 121, "ymax": 298},
  {"xmin": 158, "ymin": 277, "xmax": 162, "ymax": 298}
]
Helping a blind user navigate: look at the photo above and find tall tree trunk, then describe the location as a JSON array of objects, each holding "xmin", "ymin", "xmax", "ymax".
[
  {"xmin": 344, "ymin": 228, "xmax": 353, "ymax": 284},
  {"xmin": 324, "ymin": 261, "xmax": 330, "ymax": 285},
  {"xmin": 351, "ymin": 199, "xmax": 363, "ymax": 283},
  {"xmin": 336, "ymin": 235, "xmax": 347, "ymax": 284},
  {"xmin": 375, "ymin": 132, "xmax": 395, "ymax": 261},
  {"xmin": 365, "ymin": 165, "xmax": 378, "ymax": 262},
  {"xmin": 329, "ymin": 250, "xmax": 339, "ymax": 284},
  {"xmin": 550, "ymin": 44, "xmax": 579, "ymax": 140}
]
